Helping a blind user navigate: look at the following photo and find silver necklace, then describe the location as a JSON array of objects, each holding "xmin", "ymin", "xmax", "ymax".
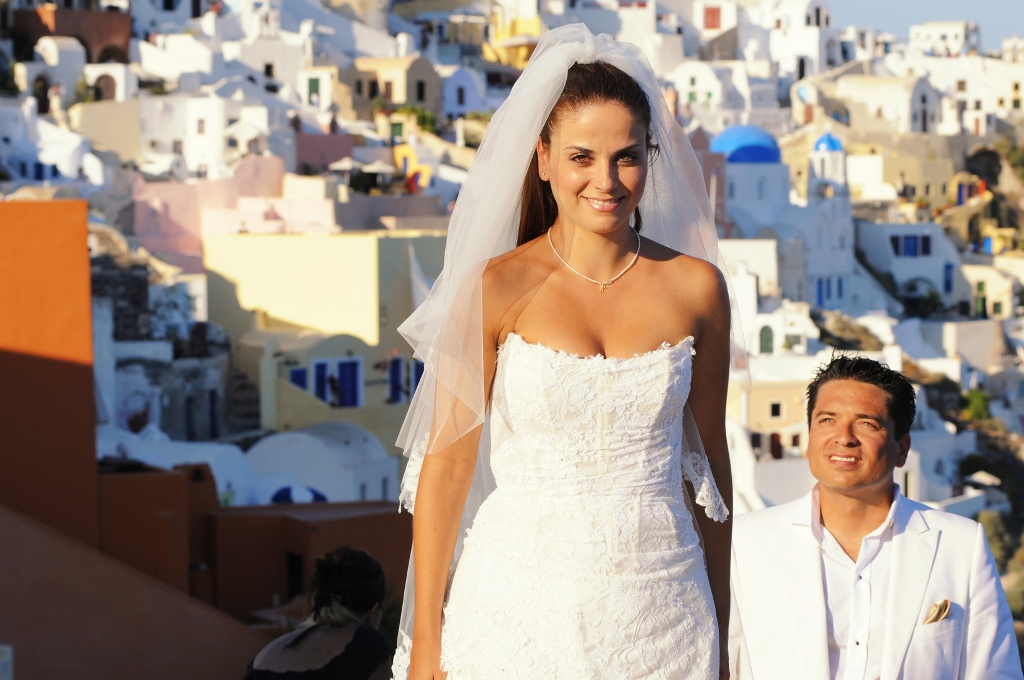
[{"xmin": 547, "ymin": 227, "xmax": 641, "ymax": 293}]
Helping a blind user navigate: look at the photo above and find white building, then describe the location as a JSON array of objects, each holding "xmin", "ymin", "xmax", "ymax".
[
  {"xmin": 539, "ymin": 0, "xmax": 685, "ymax": 76},
  {"xmin": 1004, "ymin": 36, "xmax": 1024, "ymax": 64},
  {"xmin": 13, "ymin": 37, "xmax": 86, "ymax": 114},
  {"xmin": 833, "ymin": 74, "xmax": 946, "ymax": 135},
  {"xmin": 712, "ymin": 125, "xmax": 898, "ymax": 316},
  {"xmin": 857, "ymin": 221, "xmax": 964, "ymax": 311},
  {"xmin": 746, "ymin": 0, "xmax": 841, "ymax": 95},
  {"xmin": 908, "ymin": 20, "xmax": 980, "ymax": 58},
  {"xmin": 663, "ymin": 59, "xmax": 789, "ymax": 135},
  {"xmin": 0, "ymin": 97, "xmax": 104, "ymax": 186}
]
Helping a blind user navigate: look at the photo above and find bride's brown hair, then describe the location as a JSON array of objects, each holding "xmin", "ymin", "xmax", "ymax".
[{"xmin": 517, "ymin": 61, "xmax": 658, "ymax": 246}]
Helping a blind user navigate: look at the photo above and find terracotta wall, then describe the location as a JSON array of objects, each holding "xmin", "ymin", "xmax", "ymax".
[
  {"xmin": 12, "ymin": 7, "xmax": 131, "ymax": 63},
  {"xmin": 0, "ymin": 200, "xmax": 98, "ymax": 546},
  {"xmin": 209, "ymin": 502, "xmax": 412, "ymax": 620},
  {"xmin": 0, "ymin": 503, "xmax": 268, "ymax": 680},
  {"xmin": 98, "ymin": 469, "xmax": 190, "ymax": 592}
]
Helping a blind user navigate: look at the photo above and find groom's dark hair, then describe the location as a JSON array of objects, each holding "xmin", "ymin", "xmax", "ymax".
[
  {"xmin": 806, "ymin": 355, "xmax": 917, "ymax": 439},
  {"xmin": 518, "ymin": 62, "xmax": 659, "ymax": 246}
]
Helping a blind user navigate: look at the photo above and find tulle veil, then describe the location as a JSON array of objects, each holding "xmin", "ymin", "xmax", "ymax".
[{"xmin": 390, "ymin": 24, "xmax": 742, "ymax": 676}]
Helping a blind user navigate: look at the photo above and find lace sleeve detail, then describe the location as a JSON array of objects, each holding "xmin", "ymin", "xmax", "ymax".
[{"xmin": 680, "ymin": 405, "xmax": 729, "ymax": 523}]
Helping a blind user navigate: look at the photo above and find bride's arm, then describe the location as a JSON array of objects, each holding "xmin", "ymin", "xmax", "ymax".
[
  {"xmin": 408, "ymin": 269, "xmax": 504, "ymax": 680},
  {"xmin": 687, "ymin": 264, "xmax": 734, "ymax": 678}
]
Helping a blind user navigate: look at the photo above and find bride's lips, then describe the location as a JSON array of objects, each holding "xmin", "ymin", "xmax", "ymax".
[{"xmin": 583, "ymin": 196, "xmax": 624, "ymax": 213}]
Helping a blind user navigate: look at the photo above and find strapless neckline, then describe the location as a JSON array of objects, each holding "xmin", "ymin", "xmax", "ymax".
[{"xmin": 500, "ymin": 331, "xmax": 695, "ymax": 363}]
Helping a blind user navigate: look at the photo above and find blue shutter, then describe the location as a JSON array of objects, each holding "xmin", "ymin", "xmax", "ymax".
[
  {"xmin": 289, "ymin": 367, "xmax": 308, "ymax": 390},
  {"xmin": 337, "ymin": 360, "xmax": 360, "ymax": 407},
  {"xmin": 314, "ymin": 362, "xmax": 329, "ymax": 401},
  {"xmin": 944, "ymin": 263, "xmax": 954, "ymax": 294},
  {"xmin": 903, "ymin": 235, "xmax": 918, "ymax": 257},
  {"xmin": 837, "ymin": 276, "xmax": 843, "ymax": 299},
  {"xmin": 388, "ymin": 357, "xmax": 404, "ymax": 403}
]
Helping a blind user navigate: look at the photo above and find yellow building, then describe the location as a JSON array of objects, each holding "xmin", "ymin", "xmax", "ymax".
[
  {"xmin": 727, "ymin": 380, "xmax": 809, "ymax": 459},
  {"xmin": 344, "ymin": 56, "xmax": 443, "ymax": 119},
  {"xmin": 204, "ymin": 229, "xmax": 446, "ymax": 456},
  {"xmin": 484, "ymin": 13, "xmax": 542, "ymax": 69}
]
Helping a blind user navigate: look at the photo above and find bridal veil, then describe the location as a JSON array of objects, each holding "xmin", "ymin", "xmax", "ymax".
[{"xmin": 392, "ymin": 23, "xmax": 741, "ymax": 674}]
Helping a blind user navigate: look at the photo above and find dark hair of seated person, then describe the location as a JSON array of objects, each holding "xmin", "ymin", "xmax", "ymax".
[{"xmin": 243, "ymin": 546, "xmax": 391, "ymax": 680}]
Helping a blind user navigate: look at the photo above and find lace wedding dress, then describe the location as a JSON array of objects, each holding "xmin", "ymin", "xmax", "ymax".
[{"xmin": 419, "ymin": 331, "xmax": 725, "ymax": 680}]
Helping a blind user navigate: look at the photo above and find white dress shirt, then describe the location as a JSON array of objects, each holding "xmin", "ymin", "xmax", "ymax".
[{"xmin": 811, "ymin": 485, "xmax": 902, "ymax": 680}]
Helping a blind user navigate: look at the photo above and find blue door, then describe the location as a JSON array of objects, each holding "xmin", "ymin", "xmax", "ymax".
[
  {"xmin": 314, "ymin": 362, "xmax": 329, "ymax": 401},
  {"xmin": 336, "ymin": 360, "xmax": 360, "ymax": 407}
]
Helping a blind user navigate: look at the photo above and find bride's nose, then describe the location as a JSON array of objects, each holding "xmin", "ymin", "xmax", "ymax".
[{"xmin": 592, "ymin": 161, "xmax": 619, "ymax": 193}]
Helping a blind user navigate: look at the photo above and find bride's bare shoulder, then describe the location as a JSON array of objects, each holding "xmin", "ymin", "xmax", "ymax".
[
  {"xmin": 482, "ymin": 236, "xmax": 548, "ymax": 300},
  {"xmin": 642, "ymin": 236, "xmax": 728, "ymax": 307}
]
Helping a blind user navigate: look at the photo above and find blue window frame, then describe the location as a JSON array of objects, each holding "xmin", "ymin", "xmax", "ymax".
[
  {"xmin": 33, "ymin": 162, "xmax": 43, "ymax": 180},
  {"xmin": 826, "ymin": 277, "xmax": 832, "ymax": 299},
  {"xmin": 289, "ymin": 367, "xmax": 308, "ymax": 390},
  {"xmin": 388, "ymin": 357, "xmax": 405, "ymax": 403},
  {"xmin": 903, "ymin": 235, "xmax": 918, "ymax": 257},
  {"xmin": 837, "ymin": 276, "xmax": 843, "ymax": 299},
  {"xmin": 313, "ymin": 361, "xmax": 330, "ymax": 401},
  {"xmin": 943, "ymin": 262, "xmax": 954, "ymax": 294},
  {"xmin": 336, "ymin": 359, "xmax": 362, "ymax": 407},
  {"xmin": 890, "ymin": 235, "xmax": 900, "ymax": 256}
]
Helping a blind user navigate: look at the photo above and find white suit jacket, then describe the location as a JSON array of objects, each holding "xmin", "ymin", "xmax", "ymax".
[{"xmin": 729, "ymin": 492, "xmax": 1022, "ymax": 680}]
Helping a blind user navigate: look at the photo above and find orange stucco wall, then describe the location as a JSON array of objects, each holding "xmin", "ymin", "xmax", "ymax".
[{"xmin": 0, "ymin": 200, "xmax": 99, "ymax": 546}]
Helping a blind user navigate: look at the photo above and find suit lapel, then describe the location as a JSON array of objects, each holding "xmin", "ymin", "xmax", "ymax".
[
  {"xmin": 774, "ymin": 497, "xmax": 831, "ymax": 679},
  {"xmin": 881, "ymin": 501, "xmax": 938, "ymax": 680}
]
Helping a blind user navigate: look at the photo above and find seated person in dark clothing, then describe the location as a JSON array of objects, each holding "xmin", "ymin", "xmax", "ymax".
[{"xmin": 245, "ymin": 547, "xmax": 392, "ymax": 680}]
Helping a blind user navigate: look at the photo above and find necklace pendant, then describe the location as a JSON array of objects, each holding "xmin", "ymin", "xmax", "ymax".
[{"xmin": 599, "ymin": 283, "xmax": 607, "ymax": 293}]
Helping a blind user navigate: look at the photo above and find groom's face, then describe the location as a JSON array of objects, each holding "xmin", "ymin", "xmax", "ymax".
[{"xmin": 807, "ymin": 379, "xmax": 910, "ymax": 500}]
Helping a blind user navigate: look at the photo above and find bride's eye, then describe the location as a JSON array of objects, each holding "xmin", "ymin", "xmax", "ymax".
[{"xmin": 570, "ymin": 153, "xmax": 591, "ymax": 163}]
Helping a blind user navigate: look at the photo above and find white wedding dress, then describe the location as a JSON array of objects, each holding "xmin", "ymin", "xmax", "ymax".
[{"xmin": 432, "ymin": 331, "xmax": 722, "ymax": 679}]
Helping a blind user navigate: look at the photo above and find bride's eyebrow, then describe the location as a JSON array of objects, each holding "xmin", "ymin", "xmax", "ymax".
[{"xmin": 563, "ymin": 144, "xmax": 641, "ymax": 154}]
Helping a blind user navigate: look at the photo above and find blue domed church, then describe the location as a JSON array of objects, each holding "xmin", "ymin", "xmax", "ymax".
[{"xmin": 712, "ymin": 124, "xmax": 900, "ymax": 317}]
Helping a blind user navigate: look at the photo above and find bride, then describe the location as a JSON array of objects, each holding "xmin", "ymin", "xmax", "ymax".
[{"xmin": 394, "ymin": 25, "xmax": 734, "ymax": 680}]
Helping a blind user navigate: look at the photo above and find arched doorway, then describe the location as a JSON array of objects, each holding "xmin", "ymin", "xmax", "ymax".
[
  {"xmin": 94, "ymin": 74, "xmax": 117, "ymax": 101},
  {"xmin": 759, "ymin": 326, "xmax": 774, "ymax": 354},
  {"xmin": 32, "ymin": 75, "xmax": 50, "ymax": 114}
]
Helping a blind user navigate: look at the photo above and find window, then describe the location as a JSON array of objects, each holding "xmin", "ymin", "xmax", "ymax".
[
  {"xmin": 360, "ymin": 483, "xmax": 367, "ymax": 501},
  {"xmin": 994, "ymin": 301, "xmax": 1003, "ymax": 315},
  {"xmin": 977, "ymin": 281, "xmax": 985, "ymax": 294},
  {"xmin": 791, "ymin": 434, "xmax": 801, "ymax": 447},
  {"xmin": 688, "ymin": 91, "xmax": 696, "ymax": 102},
  {"xmin": 313, "ymin": 360, "xmax": 330, "ymax": 401},
  {"xmin": 388, "ymin": 356, "xmax": 405, "ymax": 403},
  {"xmin": 805, "ymin": 14, "xmax": 810, "ymax": 26},
  {"xmin": 957, "ymin": 80, "xmax": 966, "ymax": 92},
  {"xmin": 890, "ymin": 235, "xmax": 901, "ymax": 256},
  {"xmin": 457, "ymin": 86, "xmax": 465, "ymax": 106},
  {"xmin": 227, "ymin": 137, "xmax": 238, "ymax": 148},
  {"xmin": 757, "ymin": 176, "xmax": 766, "ymax": 200},
  {"xmin": 690, "ymin": 76, "xmax": 696, "ymax": 86},
  {"xmin": 759, "ymin": 326, "xmax": 774, "ymax": 354},
  {"xmin": 958, "ymin": 300, "xmax": 970, "ymax": 316},
  {"xmin": 903, "ymin": 235, "xmax": 918, "ymax": 257},
  {"xmin": 704, "ymin": 5, "xmax": 721, "ymax": 30},
  {"xmin": 289, "ymin": 367, "xmax": 308, "ymax": 390},
  {"xmin": 163, "ymin": 0, "xmax": 174, "ymax": 10},
  {"xmin": 197, "ymin": 118, "xmax": 205, "ymax": 134},
  {"xmin": 825, "ymin": 277, "xmax": 832, "ymax": 299},
  {"xmin": 975, "ymin": 100, "xmax": 981, "ymax": 110},
  {"xmin": 837, "ymin": 276, "xmax": 843, "ymax": 299},
  {"xmin": 369, "ymin": 80, "xmax": 379, "ymax": 98},
  {"xmin": 816, "ymin": 278, "xmax": 824, "ymax": 306},
  {"xmin": 264, "ymin": 63, "xmax": 274, "ymax": 78},
  {"xmin": 751, "ymin": 433, "xmax": 762, "ymax": 449},
  {"xmin": 383, "ymin": 81, "xmax": 393, "ymax": 100},
  {"xmin": 944, "ymin": 262, "xmax": 954, "ymax": 294},
  {"xmin": 34, "ymin": 162, "xmax": 43, "ymax": 181},
  {"xmin": 815, "ymin": 7, "xmax": 820, "ymax": 26},
  {"xmin": 770, "ymin": 402, "xmax": 782, "ymax": 418},
  {"xmin": 334, "ymin": 358, "xmax": 363, "ymax": 407},
  {"xmin": 924, "ymin": 183, "xmax": 931, "ymax": 196},
  {"xmin": 416, "ymin": 80, "xmax": 425, "ymax": 102},
  {"xmin": 775, "ymin": 18, "xmax": 781, "ymax": 29},
  {"xmin": 172, "ymin": 139, "xmax": 182, "ymax": 154},
  {"xmin": 1015, "ymin": 82, "xmax": 1021, "ymax": 92},
  {"xmin": 381, "ymin": 477, "xmax": 389, "ymax": 500},
  {"xmin": 999, "ymin": 98, "xmax": 1006, "ymax": 107},
  {"xmin": 308, "ymin": 77, "xmax": 319, "ymax": 105},
  {"xmin": 922, "ymin": 235, "xmax": 931, "ymax": 255},
  {"xmin": 355, "ymin": 80, "xmax": 363, "ymax": 96},
  {"xmin": 728, "ymin": 182, "xmax": 734, "ymax": 199},
  {"xmin": 1015, "ymin": 99, "xmax": 1021, "ymax": 110}
]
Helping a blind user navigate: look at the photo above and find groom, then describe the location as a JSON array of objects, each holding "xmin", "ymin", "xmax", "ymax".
[{"xmin": 728, "ymin": 355, "xmax": 1022, "ymax": 679}]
